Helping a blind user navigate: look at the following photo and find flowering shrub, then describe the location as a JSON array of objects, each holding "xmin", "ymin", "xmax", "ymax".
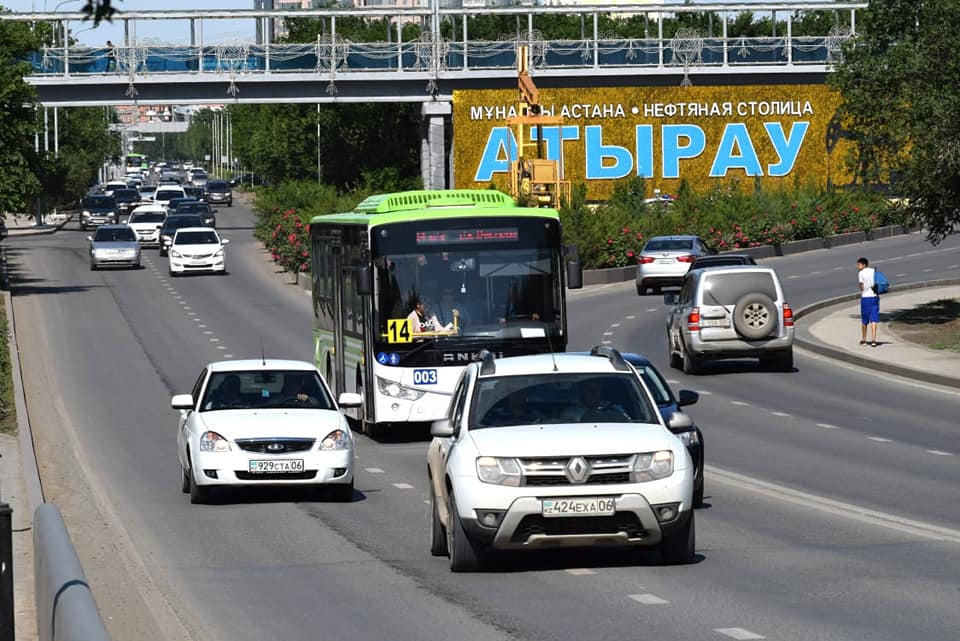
[
  {"xmin": 261, "ymin": 207, "xmax": 310, "ymax": 274},
  {"xmin": 601, "ymin": 227, "xmax": 644, "ymax": 267}
]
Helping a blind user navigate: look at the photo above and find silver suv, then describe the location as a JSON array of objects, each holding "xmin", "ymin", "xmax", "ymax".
[{"xmin": 665, "ymin": 265, "xmax": 794, "ymax": 374}]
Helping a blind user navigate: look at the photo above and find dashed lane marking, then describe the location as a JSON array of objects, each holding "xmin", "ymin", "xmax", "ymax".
[
  {"xmin": 895, "ymin": 273, "xmax": 907, "ymax": 278},
  {"xmin": 867, "ymin": 436, "xmax": 892, "ymax": 443},
  {"xmin": 628, "ymin": 594, "xmax": 669, "ymax": 605},
  {"xmin": 817, "ymin": 423, "xmax": 839, "ymax": 429},
  {"xmin": 771, "ymin": 411, "xmax": 791, "ymax": 417},
  {"xmin": 209, "ymin": 338, "xmax": 220, "ymax": 342},
  {"xmin": 203, "ymin": 331, "xmax": 213, "ymax": 335},
  {"xmin": 392, "ymin": 483, "xmax": 414, "ymax": 489},
  {"xmin": 646, "ymin": 308, "xmax": 658, "ymax": 312},
  {"xmin": 625, "ymin": 315, "xmax": 636, "ymax": 320},
  {"xmin": 927, "ymin": 450, "xmax": 954, "ymax": 456},
  {"xmin": 564, "ymin": 568, "xmax": 596, "ymax": 576},
  {"xmin": 603, "ymin": 332, "xmax": 614, "ymax": 336},
  {"xmin": 611, "ymin": 323, "xmax": 621, "ymax": 328},
  {"xmin": 731, "ymin": 401, "xmax": 750, "ymax": 406},
  {"xmin": 696, "ymin": 390, "xmax": 712, "ymax": 395},
  {"xmin": 216, "ymin": 346, "xmax": 226, "ymax": 350},
  {"xmin": 715, "ymin": 629, "xmax": 765, "ymax": 640},
  {"xmin": 365, "ymin": 468, "xmax": 385, "ymax": 474},
  {"xmin": 198, "ymin": 324, "xmax": 207, "ymax": 328}
]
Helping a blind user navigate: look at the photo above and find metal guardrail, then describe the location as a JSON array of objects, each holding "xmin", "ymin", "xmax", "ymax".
[{"xmin": 33, "ymin": 504, "xmax": 111, "ymax": 641}]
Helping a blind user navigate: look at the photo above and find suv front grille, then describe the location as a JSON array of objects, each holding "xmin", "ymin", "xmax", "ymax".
[
  {"xmin": 235, "ymin": 438, "xmax": 316, "ymax": 454},
  {"xmin": 510, "ymin": 513, "xmax": 648, "ymax": 543},
  {"xmin": 519, "ymin": 454, "xmax": 634, "ymax": 486}
]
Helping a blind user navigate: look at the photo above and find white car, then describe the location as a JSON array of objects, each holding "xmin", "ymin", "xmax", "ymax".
[
  {"xmin": 103, "ymin": 180, "xmax": 128, "ymax": 196},
  {"xmin": 153, "ymin": 185, "xmax": 186, "ymax": 208},
  {"xmin": 427, "ymin": 347, "xmax": 696, "ymax": 571},
  {"xmin": 168, "ymin": 227, "xmax": 228, "ymax": 275},
  {"xmin": 172, "ymin": 360, "xmax": 361, "ymax": 504},
  {"xmin": 125, "ymin": 205, "xmax": 167, "ymax": 247}
]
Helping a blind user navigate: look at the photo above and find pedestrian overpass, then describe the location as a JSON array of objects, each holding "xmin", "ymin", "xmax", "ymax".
[{"xmin": 5, "ymin": 2, "xmax": 864, "ymax": 187}]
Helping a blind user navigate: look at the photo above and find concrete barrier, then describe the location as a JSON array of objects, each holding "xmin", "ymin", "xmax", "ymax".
[{"xmin": 33, "ymin": 504, "xmax": 111, "ymax": 641}]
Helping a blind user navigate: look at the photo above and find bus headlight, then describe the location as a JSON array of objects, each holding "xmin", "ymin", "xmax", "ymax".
[{"xmin": 376, "ymin": 376, "xmax": 425, "ymax": 401}]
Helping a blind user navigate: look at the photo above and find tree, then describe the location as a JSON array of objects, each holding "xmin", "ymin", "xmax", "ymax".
[{"xmin": 829, "ymin": 1, "xmax": 960, "ymax": 241}]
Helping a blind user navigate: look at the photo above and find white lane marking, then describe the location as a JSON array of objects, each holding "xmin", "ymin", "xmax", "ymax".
[
  {"xmin": 895, "ymin": 273, "xmax": 906, "ymax": 278},
  {"xmin": 198, "ymin": 324, "xmax": 207, "ymax": 329},
  {"xmin": 731, "ymin": 401, "xmax": 750, "ymax": 406},
  {"xmin": 831, "ymin": 266, "xmax": 843, "ymax": 271},
  {"xmin": 216, "ymin": 346, "xmax": 226, "ymax": 350},
  {"xmin": 625, "ymin": 315, "xmax": 636, "ymax": 320},
  {"xmin": 392, "ymin": 483, "xmax": 414, "ymax": 489},
  {"xmin": 611, "ymin": 323, "xmax": 621, "ymax": 328},
  {"xmin": 602, "ymin": 340, "xmax": 612, "ymax": 345},
  {"xmin": 603, "ymin": 332, "xmax": 614, "ymax": 336},
  {"xmin": 667, "ymin": 379, "xmax": 680, "ymax": 385},
  {"xmin": 817, "ymin": 423, "xmax": 839, "ymax": 429},
  {"xmin": 948, "ymin": 264, "xmax": 960, "ymax": 270},
  {"xmin": 867, "ymin": 436, "xmax": 892, "ymax": 443},
  {"xmin": 628, "ymin": 593, "xmax": 669, "ymax": 605},
  {"xmin": 223, "ymin": 354, "xmax": 233, "ymax": 358},
  {"xmin": 203, "ymin": 331, "xmax": 213, "ymax": 335},
  {"xmin": 922, "ymin": 268, "xmax": 934, "ymax": 273},
  {"xmin": 646, "ymin": 308, "xmax": 658, "ymax": 312},
  {"xmin": 183, "ymin": 306, "xmax": 191, "ymax": 311},
  {"xmin": 209, "ymin": 337, "xmax": 219, "ymax": 342},
  {"xmin": 187, "ymin": 312, "xmax": 197, "ymax": 316},
  {"xmin": 565, "ymin": 568, "xmax": 596, "ymax": 576},
  {"xmin": 715, "ymin": 628, "xmax": 765, "ymax": 640},
  {"xmin": 365, "ymin": 467, "xmax": 385, "ymax": 474},
  {"xmin": 193, "ymin": 318, "xmax": 202, "ymax": 322},
  {"xmin": 709, "ymin": 466, "xmax": 960, "ymax": 544},
  {"xmin": 787, "ymin": 274, "xmax": 799, "ymax": 279},
  {"xmin": 927, "ymin": 450, "xmax": 954, "ymax": 456},
  {"xmin": 696, "ymin": 390, "xmax": 712, "ymax": 395},
  {"xmin": 809, "ymin": 270, "xmax": 821, "ymax": 275},
  {"xmin": 771, "ymin": 411, "xmax": 791, "ymax": 417}
]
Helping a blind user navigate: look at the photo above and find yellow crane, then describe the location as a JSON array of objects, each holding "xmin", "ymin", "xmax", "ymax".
[{"xmin": 506, "ymin": 45, "xmax": 570, "ymax": 209}]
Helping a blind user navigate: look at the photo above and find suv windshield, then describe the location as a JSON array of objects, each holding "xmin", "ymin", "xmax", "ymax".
[
  {"xmin": 200, "ymin": 370, "xmax": 335, "ymax": 411},
  {"xmin": 472, "ymin": 373, "xmax": 656, "ymax": 428},
  {"xmin": 83, "ymin": 196, "xmax": 115, "ymax": 209},
  {"xmin": 207, "ymin": 181, "xmax": 229, "ymax": 192}
]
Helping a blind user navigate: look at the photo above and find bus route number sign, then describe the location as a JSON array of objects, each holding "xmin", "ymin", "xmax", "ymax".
[{"xmin": 387, "ymin": 318, "xmax": 412, "ymax": 344}]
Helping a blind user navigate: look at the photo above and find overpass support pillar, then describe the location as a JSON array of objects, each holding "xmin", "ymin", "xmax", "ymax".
[{"xmin": 421, "ymin": 101, "xmax": 452, "ymax": 190}]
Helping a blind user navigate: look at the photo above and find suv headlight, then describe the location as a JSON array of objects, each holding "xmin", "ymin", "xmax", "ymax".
[
  {"xmin": 320, "ymin": 429, "xmax": 350, "ymax": 451},
  {"xmin": 199, "ymin": 431, "xmax": 231, "ymax": 452},
  {"xmin": 674, "ymin": 430, "xmax": 700, "ymax": 447},
  {"xmin": 476, "ymin": 456, "xmax": 522, "ymax": 486},
  {"xmin": 633, "ymin": 451, "xmax": 673, "ymax": 481},
  {"xmin": 376, "ymin": 376, "xmax": 424, "ymax": 401}
]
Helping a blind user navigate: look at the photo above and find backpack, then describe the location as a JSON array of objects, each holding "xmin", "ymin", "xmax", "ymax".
[{"xmin": 873, "ymin": 270, "xmax": 890, "ymax": 295}]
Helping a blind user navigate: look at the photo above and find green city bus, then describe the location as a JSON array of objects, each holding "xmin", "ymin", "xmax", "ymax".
[
  {"xmin": 310, "ymin": 189, "xmax": 582, "ymax": 437},
  {"xmin": 125, "ymin": 152, "xmax": 150, "ymax": 172}
]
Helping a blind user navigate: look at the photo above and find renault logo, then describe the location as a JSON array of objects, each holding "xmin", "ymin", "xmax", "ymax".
[
  {"xmin": 266, "ymin": 443, "xmax": 286, "ymax": 452},
  {"xmin": 564, "ymin": 456, "xmax": 591, "ymax": 484}
]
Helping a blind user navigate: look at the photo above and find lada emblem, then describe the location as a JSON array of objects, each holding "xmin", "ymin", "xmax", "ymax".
[
  {"xmin": 564, "ymin": 456, "xmax": 590, "ymax": 484},
  {"xmin": 266, "ymin": 442, "xmax": 286, "ymax": 452}
]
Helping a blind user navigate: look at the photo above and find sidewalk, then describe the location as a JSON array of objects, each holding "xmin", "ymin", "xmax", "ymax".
[
  {"xmin": 795, "ymin": 282, "xmax": 960, "ymax": 389},
  {"xmin": 5, "ymin": 213, "xmax": 73, "ymax": 237}
]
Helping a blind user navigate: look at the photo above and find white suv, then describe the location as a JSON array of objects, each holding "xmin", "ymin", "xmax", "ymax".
[
  {"xmin": 427, "ymin": 347, "xmax": 696, "ymax": 572},
  {"xmin": 665, "ymin": 265, "xmax": 795, "ymax": 374}
]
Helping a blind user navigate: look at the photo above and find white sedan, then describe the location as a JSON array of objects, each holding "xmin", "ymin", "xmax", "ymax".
[
  {"xmin": 172, "ymin": 360, "xmax": 361, "ymax": 504},
  {"xmin": 168, "ymin": 227, "xmax": 227, "ymax": 275},
  {"xmin": 125, "ymin": 204, "xmax": 167, "ymax": 247}
]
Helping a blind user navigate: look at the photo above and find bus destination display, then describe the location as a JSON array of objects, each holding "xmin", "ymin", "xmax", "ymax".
[{"xmin": 415, "ymin": 227, "xmax": 520, "ymax": 246}]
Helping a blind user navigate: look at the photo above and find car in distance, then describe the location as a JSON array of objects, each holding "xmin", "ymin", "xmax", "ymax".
[
  {"xmin": 636, "ymin": 235, "xmax": 714, "ymax": 296},
  {"xmin": 205, "ymin": 179, "xmax": 233, "ymax": 206},
  {"xmin": 158, "ymin": 213, "xmax": 204, "ymax": 256},
  {"xmin": 189, "ymin": 168, "xmax": 209, "ymax": 189},
  {"xmin": 183, "ymin": 185, "xmax": 206, "ymax": 202},
  {"xmin": 154, "ymin": 186, "xmax": 187, "ymax": 209},
  {"xmin": 168, "ymin": 227, "xmax": 228, "ymax": 276},
  {"xmin": 688, "ymin": 253, "xmax": 756, "ymax": 271},
  {"xmin": 427, "ymin": 347, "xmax": 696, "ymax": 571},
  {"xmin": 112, "ymin": 188, "xmax": 141, "ymax": 217},
  {"xmin": 171, "ymin": 359, "xmax": 362, "ymax": 504},
  {"xmin": 665, "ymin": 265, "xmax": 795, "ymax": 374},
  {"xmin": 79, "ymin": 195, "xmax": 118, "ymax": 230},
  {"xmin": 126, "ymin": 206, "xmax": 167, "ymax": 247},
  {"xmin": 172, "ymin": 201, "xmax": 216, "ymax": 227},
  {"xmin": 88, "ymin": 224, "xmax": 141, "ymax": 270}
]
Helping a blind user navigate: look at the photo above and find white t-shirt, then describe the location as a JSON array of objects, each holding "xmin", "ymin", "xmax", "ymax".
[{"xmin": 859, "ymin": 266, "xmax": 876, "ymax": 298}]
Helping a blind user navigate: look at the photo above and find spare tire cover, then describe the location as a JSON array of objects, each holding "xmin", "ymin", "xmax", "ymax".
[{"xmin": 733, "ymin": 293, "xmax": 777, "ymax": 339}]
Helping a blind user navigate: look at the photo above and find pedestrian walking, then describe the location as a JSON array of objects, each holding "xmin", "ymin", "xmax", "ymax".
[
  {"xmin": 857, "ymin": 257, "xmax": 879, "ymax": 346},
  {"xmin": 106, "ymin": 40, "xmax": 117, "ymax": 72}
]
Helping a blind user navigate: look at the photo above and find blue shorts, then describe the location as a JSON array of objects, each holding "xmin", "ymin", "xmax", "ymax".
[{"xmin": 860, "ymin": 296, "xmax": 880, "ymax": 324}]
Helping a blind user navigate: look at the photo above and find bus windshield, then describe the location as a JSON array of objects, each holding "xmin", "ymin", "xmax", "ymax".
[{"xmin": 371, "ymin": 219, "xmax": 562, "ymax": 342}]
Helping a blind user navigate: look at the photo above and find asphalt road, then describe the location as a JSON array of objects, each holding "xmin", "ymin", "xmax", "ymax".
[{"xmin": 8, "ymin": 202, "xmax": 960, "ymax": 641}]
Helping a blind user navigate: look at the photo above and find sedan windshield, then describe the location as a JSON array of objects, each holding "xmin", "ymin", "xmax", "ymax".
[
  {"xmin": 162, "ymin": 216, "xmax": 202, "ymax": 232},
  {"xmin": 94, "ymin": 228, "xmax": 136, "ymax": 242},
  {"xmin": 472, "ymin": 373, "xmax": 656, "ymax": 428},
  {"xmin": 156, "ymin": 189, "xmax": 184, "ymax": 201},
  {"xmin": 130, "ymin": 212, "xmax": 165, "ymax": 224},
  {"xmin": 200, "ymin": 370, "xmax": 335, "ymax": 411},
  {"xmin": 175, "ymin": 231, "xmax": 218, "ymax": 245}
]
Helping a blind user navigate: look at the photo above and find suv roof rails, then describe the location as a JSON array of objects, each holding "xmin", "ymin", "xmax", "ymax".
[
  {"xmin": 589, "ymin": 345, "xmax": 631, "ymax": 371},
  {"xmin": 478, "ymin": 349, "xmax": 496, "ymax": 376}
]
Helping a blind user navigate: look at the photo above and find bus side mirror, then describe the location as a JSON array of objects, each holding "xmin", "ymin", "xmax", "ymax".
[
  {"xmin": 566, "ymin": 259, "xmax": 583, "ymax": 290},
  {"xmin": 357, "ymin": 266, "xmax": 373, "ymax": 296}
]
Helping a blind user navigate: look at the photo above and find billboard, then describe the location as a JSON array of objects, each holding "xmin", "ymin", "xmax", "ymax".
[{"xmin": 452, "ymin": 84, "xmax": 851, "ymax": 199}]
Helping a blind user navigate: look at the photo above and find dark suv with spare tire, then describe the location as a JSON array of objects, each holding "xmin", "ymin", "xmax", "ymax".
[{"xmin": 664, "ymin": 265, "xmax": 794, "ymax": 374}]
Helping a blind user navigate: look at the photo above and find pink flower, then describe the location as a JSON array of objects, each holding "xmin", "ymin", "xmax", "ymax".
[
  {"xmin": 288, "ymin": 233, "xmax": 297, "ymax": 243},
  {"xmin": 626, "ymin": 250, "xmax": 634, "ymax": 258},
  {"xmin": 607, "ymin": 238, "xmax": 614, "ymax": 245}
]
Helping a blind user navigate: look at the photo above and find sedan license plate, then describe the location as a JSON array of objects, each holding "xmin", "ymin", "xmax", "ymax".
[
  {"xmin": 542, "ymin": 497, "xmax": 616, "ymax": 517},
  {"xmin": 701, "ymin": 318, "xmax": 730, "ymax": 328},
  {"xmin": 656, "ymin": 258, "xmax": 674, "ymax": 264},
  {"xmin": 248, "ymin": 459, "xmax": 304, "ymax": 473}
]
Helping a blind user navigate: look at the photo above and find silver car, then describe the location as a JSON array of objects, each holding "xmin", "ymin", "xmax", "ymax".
[
  {"xmin": 89, "ymin": 224, "xmax": 141, "ymax": 270},
  {"xmin": 636, "ymin": 235, "xmax": 713, "ymax": 295},
  {"xmin": 664, "ymin": 265, "xmax": 794, "ymax": 374}
]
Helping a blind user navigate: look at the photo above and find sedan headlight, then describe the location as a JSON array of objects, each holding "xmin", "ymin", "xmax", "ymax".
[
  {"xmin": 82, "ymin": 210, "xmax": 91, "ymax": 218},
  {"xmin": 320, "ymin": 429, "xmax": 350, "ymax": 451},
  {"xmin": 633, "ymin": 450, "xmax": 673, "ymax": 481},
  {"xmin": 199, "ymin": 431, "xmax": 231, "ymax": 452},
  {"xmin": 376, "ymin": 376, "xmax": 424, "ymax": 401},
  {"xmin": 170, "ymin": 250, "xmax": 182, "ymax": 258},
  {"xmin": 214, "ymin": 248, "xmax": 224, "ymax": 257},
  {"xmin": 476, "ymin": 456, "xmax": 522, "ymax": 486},
  {"xmin": 674, "ymin": 430, "xmax": 700, "ymax": 447}
]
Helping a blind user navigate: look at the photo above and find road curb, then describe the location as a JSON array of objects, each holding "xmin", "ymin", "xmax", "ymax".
[
  {"xmin": 794, "ymin": 278, "xmax": 960, "ymax": 389},
  {"xmin": 6, "ymin": 215, "xmax": 74, "ymax": 237}
]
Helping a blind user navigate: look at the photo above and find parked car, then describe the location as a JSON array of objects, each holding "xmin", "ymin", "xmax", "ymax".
[
  {"xmin": 688, "ymin": 253, "xmax": 757, "ymax": 271},
  {"xmin": 171, "ymin": 359, "xmax": 362, "ymax": 504},
  {"xmin": 158, "ymin": 213, "xmax": 204, "ymax": 256},
  {"xmin": 88, "ymin": 224, "xmax": 141, "ymax": 270},
  {"xmin": 205, "ymin": 180, "xmax": 233, "ymax": 206},
  {"xmin": 79, "ymin": 195, "xmax": 118, "ymax": 230},
  {"xmin": 427, "ymin": 347, "xmax": 696, "ymax": 571},
  {"xmin": 636, "ymin": 235, "xmax": 714, "ymax": 295},
  {"xmin": 665, "ymin": 265, "xmax": 795, "ymax": 374},
  {"xmin": 125, "ymin": 206, "xmax": 167, "ymax": 247},
  {"xmin": 574, "ymin": 351, "xmax": 704, "ymax": 507},
  {"xmin": 168, "ymin": 227, "xmax": 229, "ymax": 275}
]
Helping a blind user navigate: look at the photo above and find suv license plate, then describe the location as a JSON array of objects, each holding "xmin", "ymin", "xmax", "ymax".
[
  {"xmin": 248, "ymin": 459, "xmax": 305, "ymax": 473},
  {"xmin": 542, "ymin": 497, "xmax": 616, "ymax": 517},
  {"xmin": 701, "ymin": 318, "xmax": 729, "ymax": 328}
]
